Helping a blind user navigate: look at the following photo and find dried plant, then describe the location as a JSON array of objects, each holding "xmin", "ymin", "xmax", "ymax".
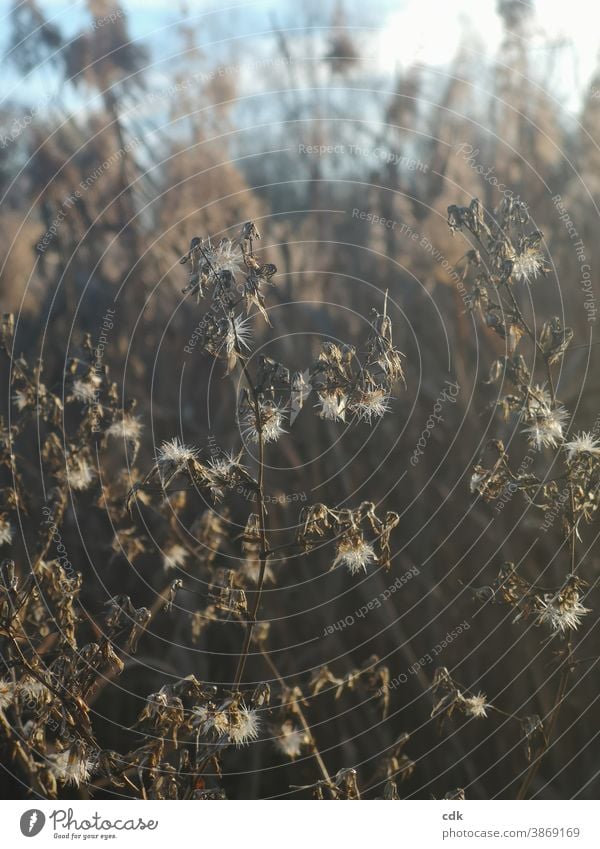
[
  {"xmin": 447, "ymin": 195, "xmax": 597, "ymax": 798},
  {"xmin": 1, "ymin": 176, "xmax": 596, "ymax": 800},
  {"xmin": 0, "ymin": 221, "xmax": 408, "ymax": 800}
]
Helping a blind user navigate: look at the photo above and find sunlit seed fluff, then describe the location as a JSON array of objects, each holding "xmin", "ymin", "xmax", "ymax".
[
  {"xmin": 0, "ymin": 516, "xmax": 13, "ymax": 546},
  {"xmin": 317, "ymin": 392, "xmax": 347, "ymax": 422},
  {"xmin": 469, "ymin": 471, "xmax": 487, "ymax": 494},
  {"xmin": 208, "ymin": 451, "xmax": 243, "ymax": 477},
  {"xmin": 18, "ymin": 677, "xmax": 52, "ymax": 704},
  {"xmin": 333, "ymin": 537, "xmax": 376, "ymax": 575},
  {"xmin": 564, "ymin": 432, "xmax": 600, "ymax": 463},
  {"xmin": 241, "ymin": 557, "xmax": 275, "ymax": 585},
  {"xmin": 106, "ymin": 415, "xmax": 143, "ymax": 442},
  {"xmin": 523, "ymin": 405, "xmax": 569, "ymax": 450},
  {"xmin": 462, "ymin": 693, "xmax": 488, "ymax": 719},
  {"xmin": 68, "ymin": 457, "xmax": 95, "ymax": 491},
  {"xmin": 538, "ymin": 595, "xmax": 591, "ymax": 634},
  {"xmin": 209, "ymin": 239, "xmax": 244, "ymax": 276},
  {"xmin": 49, "ymin": 749, "xmax": 93, "ymax": 787},
  {"xmin": 162, "ymin": 544, "xmax": 188, "ymax": 572},
  {"xmin": 0, "ymin": 678, "xmax": 14, "ymax": 709},
  {"xmin": 275, "ymin": 720, "xmax": 308, "ymax": 760},
  {"xmin": 352, "ymin": 389, "xmax": 391, "ymax": 423},
  {"xmin": 225, "ymin": 315, "xmax": 253, "ymax": 355},
  {"xmin": 511, "ymin": 247, "xmax": 545, "ymax": 284},
  {"xmin": 13, "ymin": 390, "xmax": 29, "ymax": 411},
  {"xmin": 71, "ymin": 378, "xmax": 99, "ymax": 405},
  {"xmin": 523, "ymin": 422, "xmax": 560, "ymax": 450},
  {"xmin": 529, "ymin": 384, "xmax": 553, "ymax": 412},
  {"xmin": 228, "ymin": 705, "xmax": 260, "ymax": 746},
  {"xmin": 192, "ymin": 706, "xmax": 230, "ymax": 737},
  {"xmin": 242, "ymin": 402, "xmax": 287, "ymax": 444},
  {"xmin": 157, "ymin": 438, "xmax": 198, "ymax": 465}
]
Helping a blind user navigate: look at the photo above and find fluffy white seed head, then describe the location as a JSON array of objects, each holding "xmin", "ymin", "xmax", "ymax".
[
  {"xmin": 225, "ymin": 315, "xmax": 253, "ymax": 355},
  {"xmin": 275, "ymin": 720, "xmax": 309, "ymax": 760},
  {"xmin": 49, "ymin": 748, "xmax": 92, "ymax": 787},
  {"xmin": 333, "ymin": 536, "xmax": 376, "ymax": 575},
  {"xmin": 538, "ymin": 594, "xmax": 591, "ymax": 634},
  {"xmin": 71, "ymin": 378, "xmax": 100, "ymax": 405},
  {"xmin": 162, "ymin": 544, "xmax": 188, "ymax": 572},
  {"xmin": 564, "ymin": 431, "xmax": 600, "ymax": 463},
  {"xmin": 510, "ymin": 247, "xmax": 545, "ymax": 284},
  {"xmin": 0, "ymin": 516, "xmax": 13, "ymax": 546},
  {"xmin": 106, "ymin": 415, "xmax": 143, "ymax": 443},
  {"xmin": 462, "ymin": 692, "xmax": 488, "ymax": 719},
  {"xmin": 522, "ymin": 404, "xmax": 568, "ymax": 450},
  {"xmin": 317, "ymin": 391, "xmax": 347, "ymax": 422},
  {"xmin": 228, "ymin": 705, "xmax": 260, "ymax": 746},
  {"xmin": 241, "ymin": 402, "xmax": 287, "ymax": 444},
  {"xmin": 68, "ymin": 457, "xmax": 96, "ymax": 491},
  {"xmin": 352, "ymin": 388, "xmax": 391, "ymax": 423},
  {"xmin": 0, "ymin": 678, "xmax": 14, "ymax": 709}
]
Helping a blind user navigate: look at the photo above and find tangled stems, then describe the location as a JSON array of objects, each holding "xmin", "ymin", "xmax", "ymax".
[
  {"xmin": 0, "ymin": 218, "xmax": 409, "ymax": 798},
  {"xmin": 503, "ymin": 279, "xmax": 556, "ymax": 405},
  {"xmin": 259, "ymin": 647, "xmax": 336, "ymax": 798},
  {"xmin": 516, "ymin": 447, "xmax": 578, "ymax": 799},
  {"xmin": 447, "ymin": 196, "xmax": 599, "ymax": 799},
  {"xmin": 517, "ymin": 501, "xmax": 577, "ymax": 800}
]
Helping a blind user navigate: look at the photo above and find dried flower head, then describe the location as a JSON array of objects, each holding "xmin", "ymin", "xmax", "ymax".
[
  {"xmin": 469, "ymin": 471, "xmax": 487, "ymax": 495},
  {"xmin": 162, "ymin": 544, "xmax": 188, "ymax": 572},
  {"xmin": 317, "ymin": 390, "xmax": 347, "ymax": 422},
  {"xmin": 509, "ymin": 245, "xmax": 546, "ymax": 284},
  {"xmin": 522, "ymin": 403, "xmax": 568, "ymax": 450},
  {"xmin": 351, "ymin": 386, "xmax": 391, "ymax": 423},
  {"xmin": 13, "ymin": 389, "xmax": 30, "ymax": 411},
  {"xmin": 207, "ymin": 449, "xmax": 244, "ymax": 479},
  {"xmin": 206, "ymin": 238, "xmax": 244, "ymax": 276},
  {"xmin": 106, "ymin": 415, "xmax": 142, "ymax": 442},
  {"xmin": 106, "ymin": 415, "xmax": 143, "ymax": 459},
  {"xmin": 0, "ymin": 515, "xmax": 13, "ymax": 546},
  {"xmin": 564, "ymin": 432, "xmax": 600, "ymax": 463},
  {"xmin": 153, "ymin": 438, "xmax": 199, "ymax": 486},
  {"xmin": 48, "ymin": 745, "xmax": 93, "ymax": 787},
  {"xmin": 192, "ymin": 705, "xmax": 230, "ymax": 738},
  {"xmin": 228, "ymin": 704, "xmax": 260, "ymax": 746},
  {"xmin": 67, "ymin": 455, "xmax": 96, "ymax": 491},
  {"xmin": 537, "ymin": 591, "xmax": 591, "ymax": 634},
  {"xmin": 225, "ymin": 314, "xmax": 253, "ymax": 355},
  {"xmin": 274, "ymin": 720, "xmax": 310, "ymax": 760},
  {"xmin": 17, "ymin": 676, "xmax": 52, "ymax": 705},
  {"xmin": 71, "ymin": 376, "xmax": 100, "ymax": 405},
  {"xmin": 0, "ymin": 678, "xmax": 14, "ymax": 709},
  {"xmin": 241, "ymin": 400, "xmax": 287, "ymax": 444},
  {"xmin": 333, "ymin": 532, "xmax": 376, "ymax": 575},
  {"xmin": 157, "ymin": 438, "xmax": 198, "ymax": 467},
  {"xmin": 461, "ymin": 692, "xmax": 488, "ymax": 719}
]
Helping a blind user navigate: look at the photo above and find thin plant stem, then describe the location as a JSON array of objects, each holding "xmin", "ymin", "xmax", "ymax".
[
  {"xmin": 516, "ymin": 661, "xmax": 570, "ymax": 800},
  {"xmin": 232, "ymin": 356, "xmax": 270, "ymax": 691},
  {"xmin": 259, "ymin": 645, "xmax": 337, "ymax": 798},
  {"xmin": 545, "ymin": 359, "xmax": 556, "ymax": 405}
]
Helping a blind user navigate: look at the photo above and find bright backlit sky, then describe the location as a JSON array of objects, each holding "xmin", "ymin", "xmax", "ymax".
[{"xmin": 1, "ymin": 0, "xmax": 599, "ymax": 114}]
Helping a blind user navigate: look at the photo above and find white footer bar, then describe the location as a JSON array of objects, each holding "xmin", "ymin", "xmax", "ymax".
[{"xmin": 2, "ymin": 800, "xmax": 597, "ymax": 847}]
